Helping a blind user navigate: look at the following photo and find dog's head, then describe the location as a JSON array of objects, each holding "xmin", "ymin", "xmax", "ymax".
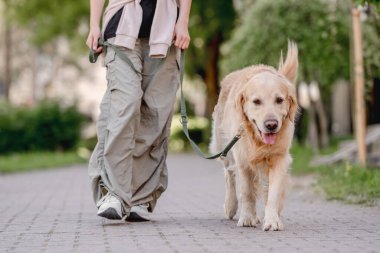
[{"xmin": 236, "ymin": 42, "xmax": 298, "ymax": 145}]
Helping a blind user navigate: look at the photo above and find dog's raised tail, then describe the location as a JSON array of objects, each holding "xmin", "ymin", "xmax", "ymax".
[{"xmin": 278, "ymin": 41, "xmax": 298, "ymax": 83}]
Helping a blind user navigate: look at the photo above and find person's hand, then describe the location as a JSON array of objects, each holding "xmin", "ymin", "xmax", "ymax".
[
  {"xmin": 86, "ymin": 26, "xmax": 103, "ymax": 53},
  {"xmin": 173, "ymin": 20, "xmax": 190, "ymax": 49}
]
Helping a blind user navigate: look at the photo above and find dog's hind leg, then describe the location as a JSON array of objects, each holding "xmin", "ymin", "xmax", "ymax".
[{"xmin": 224, "ymin": 165, "xmax": 238, "ymax": 220}]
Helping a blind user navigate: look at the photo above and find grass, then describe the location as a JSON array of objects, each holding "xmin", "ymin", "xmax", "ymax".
[
  {"xmin": 290, "ymin": 142, "xmax": 316, "ymax": 174},
  {"xmin": 318, "ymin": 164, "xmax": 380, "ymax": 204},
  {"xmin": 290, "ymin": 141, "xmax": 380, "ymax": 205},
  {"xmin": 0, "ymin": 150, "xmax": 87, "ymax": 173}
]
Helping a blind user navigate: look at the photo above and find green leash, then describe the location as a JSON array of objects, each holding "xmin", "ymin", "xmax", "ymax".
[{"xmin": 89, "ymin": 40, "xmax": 242, "ymax": 159}]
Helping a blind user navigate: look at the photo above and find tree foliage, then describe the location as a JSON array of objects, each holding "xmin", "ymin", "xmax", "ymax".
[
  {"xmin": 358, "ymin": 0, "xmax": 380, "ymax": 10},
  {"xmin": 362, "ymin": 5, "xmax": 380, "ymax": 79},
  {"xmin": 8, "ymin": 0, "xmax": 89, "ymax": 46},
  {"xmin": 222, "ymin": 0, "xmax": 351, "ymax": 87},
  {"xmin": 186, "ymin": 0, "xmax": 236, "ymax": 77}
]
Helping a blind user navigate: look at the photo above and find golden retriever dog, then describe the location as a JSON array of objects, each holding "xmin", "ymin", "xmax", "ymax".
[{"xmin": 210, "ymin": 42, "xmax": 298, "ymax": 231}]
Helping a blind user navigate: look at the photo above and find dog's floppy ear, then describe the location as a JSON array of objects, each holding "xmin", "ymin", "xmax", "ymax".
[
  {"xmin": 278, "ymin": 41, "xmax": 298, "ymax": 83},
  {"xmin": 235, "ymin": 90, "xmax": 249, "ymax": 123},
  {"xmin": 287, "ymin": 86, "xmax": 298, "ymax": 123},
  {"xmin": 235, "ymin": 89, "xmax": 257, "ymax": 142},
  {"xmin": 235, "ymin": 88, "xmax": 259, "ymax": 135}
]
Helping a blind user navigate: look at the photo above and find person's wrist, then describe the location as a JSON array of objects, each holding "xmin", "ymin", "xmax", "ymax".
[
  {"xmin": 177, "ymin": 17, "xmax": 189, "ymax": 27},
  {"xmin": 90, "ymin": 24, "xmax": 100, "ymax": 31}
]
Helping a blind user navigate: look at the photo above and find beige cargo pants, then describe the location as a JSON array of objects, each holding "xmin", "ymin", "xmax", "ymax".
[{"xmin": 88, "ymin": 38, "xmax": 180, "ymax": 214}]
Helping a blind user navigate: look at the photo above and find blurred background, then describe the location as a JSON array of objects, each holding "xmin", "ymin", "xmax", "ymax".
[{"xmin": 0, "ymin": 0, "xmax": 379, "ymax": 204}]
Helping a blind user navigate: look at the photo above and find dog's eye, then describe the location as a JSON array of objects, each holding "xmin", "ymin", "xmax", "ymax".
[
  {"xmin": 276, "ymin": 97, "xmax": 284, "ymax": 104},
  {"xmin": 253, "ymin": 99, "xmax": 261, "ymax": 105}
]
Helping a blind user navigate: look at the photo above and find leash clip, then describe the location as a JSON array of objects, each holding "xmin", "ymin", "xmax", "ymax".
[
  {"xmin": 180, "ymin": 115, "xmax": 188, "ymax": 125},
  {"xmin": 237, "ymin": 124, "xmax": 244, "ymax": 137}
]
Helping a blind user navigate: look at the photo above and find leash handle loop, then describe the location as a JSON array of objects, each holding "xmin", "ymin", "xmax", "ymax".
[{"xmin": 90, "ymin": 39, "xmax": 164, "ymax": 76}]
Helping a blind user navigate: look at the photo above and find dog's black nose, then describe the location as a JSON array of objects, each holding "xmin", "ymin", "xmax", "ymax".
[{"xmin": 264, "ymin": 120, "xmax": 278, "ymax": 131}]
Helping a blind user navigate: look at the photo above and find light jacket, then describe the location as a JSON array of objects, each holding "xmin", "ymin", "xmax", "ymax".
[{"xmin": 102, "ymin": 0, "xmax": 178, "ymax": 58}]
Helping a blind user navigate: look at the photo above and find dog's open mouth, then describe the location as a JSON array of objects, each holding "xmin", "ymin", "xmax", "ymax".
[{"xmin": 262, "ymin": 133, "xmax": 277, "ymax": 145}]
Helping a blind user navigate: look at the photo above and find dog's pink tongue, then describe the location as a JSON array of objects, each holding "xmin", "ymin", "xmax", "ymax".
[{"xmin": 263, "ymin": 133, "xmax": 277, "ymax": 145}]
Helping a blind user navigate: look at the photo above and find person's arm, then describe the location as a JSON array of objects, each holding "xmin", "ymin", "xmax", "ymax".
[
  {"xmin": 86, "ymin": 0, "xmax": 105, "ymax": 53},
  {"xmin": 174, "ymin": 0, "xmax": 191, "ymax": 49}
]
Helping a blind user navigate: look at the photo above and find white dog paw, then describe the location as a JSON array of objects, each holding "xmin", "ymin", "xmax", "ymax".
[
  {"xmin": 224, "ymin": 202, "xmax": 238, "ymax": 220},
  {"xmin": 237, "ymin": 215, "xmax": 260, "ymax": 227},
  {"xmin": 263, "ymin": 216, "xmax": 284, "ymax": 231}
]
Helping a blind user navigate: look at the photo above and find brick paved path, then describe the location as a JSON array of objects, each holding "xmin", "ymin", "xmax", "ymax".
[{"xmin": 1, "ymin": 154, "xmax": 379, "ymax": 253}]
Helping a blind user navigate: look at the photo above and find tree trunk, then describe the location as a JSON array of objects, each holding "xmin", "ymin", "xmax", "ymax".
[
  {"xmin": 351, "ymin": 6, "xmax": 366, "ymax": 166},
  {"xmin": 203, "ymin": 34, "xmax": 221, "ymax": 117},
  {"xmin": 307, "ymin": 104, "xmax": 319, "ymax": 153},
  {"xmin": 314, "ymin": 98, "xmax": 329, "ymax": 149}
]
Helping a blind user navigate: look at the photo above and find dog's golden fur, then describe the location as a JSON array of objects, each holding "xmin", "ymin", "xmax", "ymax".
[{"xmin": 210, "ymin": 42, "xmax": 298, "ymax": 230}]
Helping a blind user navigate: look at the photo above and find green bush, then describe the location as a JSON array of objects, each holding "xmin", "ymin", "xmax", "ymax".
[{"xmin": 0, "ymin": 101, "xmax": 85, "ymax": 154}]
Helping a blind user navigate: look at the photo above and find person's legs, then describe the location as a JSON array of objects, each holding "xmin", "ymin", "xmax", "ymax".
[
  {"xmin": 89, "ymin": 38, "xmax": 180, "ymax": 220},
  {"xmin": 130, "ymin": 40, "xmax": 180, "ymax": 212},
  {"xmin": 88, "ymin": 38, "xmax": 144, "ymax": 216}
]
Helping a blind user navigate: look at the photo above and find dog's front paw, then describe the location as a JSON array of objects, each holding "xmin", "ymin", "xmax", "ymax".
[
  {"xmin": 237, "ymin": 214, "xmax": 260, "ymax": 227},
  {"xmin": 263, "ymin": 215, "xmax": 284, "ymax": 231}
]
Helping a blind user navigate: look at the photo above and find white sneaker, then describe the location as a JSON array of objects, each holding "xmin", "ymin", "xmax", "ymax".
[
  {"xmin": 96, "ymin": 193, "xmax": 125, "ymax": 220},
  {"xmin": 126, "ymin": 204, "xmax": 150, "ymax": 222}
]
